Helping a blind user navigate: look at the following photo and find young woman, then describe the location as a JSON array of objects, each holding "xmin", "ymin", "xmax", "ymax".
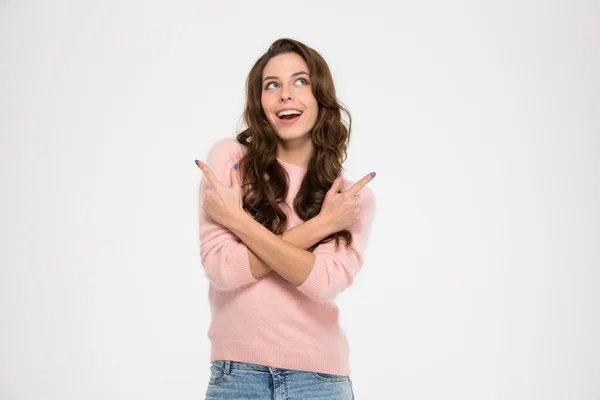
[{"xmin": 195, "ymin": 38, "xmax": 376, "ymax": 400}]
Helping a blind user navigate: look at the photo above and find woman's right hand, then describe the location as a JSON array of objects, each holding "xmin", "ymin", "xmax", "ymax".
[{"xmin": 318, "ymin": 172, "xmax": 376, "ymax": 233}]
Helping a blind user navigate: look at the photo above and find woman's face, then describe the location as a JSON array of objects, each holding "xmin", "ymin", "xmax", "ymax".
[{"xmin": 261, "ymin": 52, "xmax": 319, "ymax": 142}]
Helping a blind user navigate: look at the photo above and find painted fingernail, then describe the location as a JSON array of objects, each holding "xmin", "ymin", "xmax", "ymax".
[
  {"xmin": 195, "ymin": 160, "xmax": 200, "ymax": 165},
  {"xmin": 370, "ymin": 172, "xmax": 376, "ymax": 177},
  {"xmin": 234, "ymin": 163, "xmax": 238, "ymax": 170},
  {"xmin": 337, "ymin": 171, "xmax": 341, "ymax": 177}
]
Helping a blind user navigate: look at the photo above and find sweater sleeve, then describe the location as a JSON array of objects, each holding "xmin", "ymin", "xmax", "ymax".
[
  {"xmin": 296, "ymin": 184, "xmax": 377, "ymax": 303},
  {"xmin": 198, "ymin": 138, "xmax": 258, "ymax": 291}
]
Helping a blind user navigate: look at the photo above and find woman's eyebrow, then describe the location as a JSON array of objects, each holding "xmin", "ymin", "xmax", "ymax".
[{"xmin": 262, "ymin": 71, "xmax": 310, "ymax": 83}]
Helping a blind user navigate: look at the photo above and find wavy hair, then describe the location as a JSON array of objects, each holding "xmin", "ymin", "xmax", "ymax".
[{"xmin": 236, "ymin": 38, "xmax": 353, "ymax": 251}]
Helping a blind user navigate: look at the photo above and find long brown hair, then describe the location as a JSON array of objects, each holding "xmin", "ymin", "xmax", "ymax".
[{"xmin": 236, "ymin": 38, "xmax": 352, "ymax": 251}]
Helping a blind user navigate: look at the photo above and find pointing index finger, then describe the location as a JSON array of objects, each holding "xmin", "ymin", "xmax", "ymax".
[
  {"xmin": 197, "ymin": 161, "xmax": 220, "ymax": 186},
  {"xmin": 345, "ymin": 172, "xmax": 375, "ymax": 196}
]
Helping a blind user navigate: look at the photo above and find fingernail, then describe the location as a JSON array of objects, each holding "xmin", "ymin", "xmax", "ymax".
[
  {"xmin": 234, "ymin": 163, "xmax": 238, "ymax": 170},
  {"xmin": 337, "ymin": 171, "xmax": 341, "ymax": 177},
  {"xmin": 370, "ymin": 172, "xmax": 376, "ymax": 177},
  {"xmin": 195, "ymin": 160, "xmax": 200, "ymax": 165}
]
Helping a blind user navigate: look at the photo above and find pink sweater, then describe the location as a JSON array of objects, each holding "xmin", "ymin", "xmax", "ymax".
[{"xmin": 197, "ymin": 138, "xmax": 377, "ymax": 376}]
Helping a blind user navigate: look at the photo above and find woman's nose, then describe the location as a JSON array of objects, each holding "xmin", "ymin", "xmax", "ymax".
[{"xmin": 279, "ymin": 87, "xmax": 294, "ymax": 101}]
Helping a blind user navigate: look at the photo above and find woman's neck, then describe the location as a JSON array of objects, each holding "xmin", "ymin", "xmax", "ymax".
[{"xmin": 276, "ymin": 138, "xmax": 313, "ymax": 169}]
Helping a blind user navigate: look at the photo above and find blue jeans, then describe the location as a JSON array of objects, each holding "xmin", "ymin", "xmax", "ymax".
[{"xmin": 205, "ymin": 360, "xmax": 355, "ymax": 400}]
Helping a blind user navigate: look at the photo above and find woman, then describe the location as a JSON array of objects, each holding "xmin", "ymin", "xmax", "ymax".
[{"xmin": 195, "ymin": 38, "xmax": 376, "ymax": 400}]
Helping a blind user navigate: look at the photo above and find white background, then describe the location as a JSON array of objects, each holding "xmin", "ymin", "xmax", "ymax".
[{"xmin": 1, "ymin": 0, "xmax": 599, "ymax": 399}]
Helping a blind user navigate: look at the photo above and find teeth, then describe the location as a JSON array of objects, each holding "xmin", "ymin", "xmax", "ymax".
[{"xmin": 277, "ymin": 110, "xmax": 302, "ymax": 117}]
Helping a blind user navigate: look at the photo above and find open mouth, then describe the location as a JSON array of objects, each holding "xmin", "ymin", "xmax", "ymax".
[{"xmin": 277, "ymin": 110, "xmax": 303, "ymax": 125}]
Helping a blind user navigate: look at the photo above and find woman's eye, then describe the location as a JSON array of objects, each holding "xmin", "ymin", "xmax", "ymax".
[{"xmin": 264, "ymin": 78, "xmax": 308, "ymax": 90}]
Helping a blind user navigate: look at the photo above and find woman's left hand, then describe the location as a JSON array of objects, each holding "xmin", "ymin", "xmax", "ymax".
[{"xmin": 196, "ymin": 160, "xmax": 244, "ymax": 229}]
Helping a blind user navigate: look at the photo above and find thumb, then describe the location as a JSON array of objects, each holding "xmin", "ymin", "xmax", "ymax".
[
  {"xmin": 327, "ymin": 171, "xmax": 344, "ymax": 197},
  {"xmin": 230, "ymin": 163, "xmax": 240, "ymax": 187}
]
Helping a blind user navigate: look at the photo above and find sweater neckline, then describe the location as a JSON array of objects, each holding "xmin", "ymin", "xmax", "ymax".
[{"xmin": 276, "ymin": 158, "xmax": 308, "ymax": 171}]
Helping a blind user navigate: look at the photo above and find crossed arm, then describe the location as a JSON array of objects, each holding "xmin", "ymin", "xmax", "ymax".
[
  {"xmin": 197, "ymin": 140, "xmax": 375, "ymax": 301},
  {"xmin": 197, "ymin": 170, "xmax": 336, "ymax": 290},
  {"xmin": 198, "ymin": 160, "xmax": 370, "ymax": 289},
  {"xmin": 244, "ymin": 214, "xmax": 334, "ymax": 283},
  {"xmin": 199, "ymin": 175, "xmax": 374, "ymax": 302}
]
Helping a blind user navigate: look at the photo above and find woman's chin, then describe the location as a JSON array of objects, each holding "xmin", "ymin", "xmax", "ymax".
[{"xmin": 275, "ymin": 129, "xmax": 311, "ymax": 142}]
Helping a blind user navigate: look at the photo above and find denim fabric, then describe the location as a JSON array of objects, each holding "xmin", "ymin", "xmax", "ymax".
[{"xmin": 205, "ymin": 360, "xmax": 354, "ymax": 400}]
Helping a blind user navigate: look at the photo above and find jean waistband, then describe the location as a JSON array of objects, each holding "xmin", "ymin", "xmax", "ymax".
[{"xmin": 212, "ymin": 359, "xmax": 278, "ymax": 373}]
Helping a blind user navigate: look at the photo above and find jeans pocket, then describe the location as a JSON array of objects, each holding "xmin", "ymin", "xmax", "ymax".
[
  {"xmin": 312, "ymin": 371, "xmax": 350, "ymax": 383},
  {"xmin": 208, "ymin": 361, "xmax": 228, "ymax": 385}
]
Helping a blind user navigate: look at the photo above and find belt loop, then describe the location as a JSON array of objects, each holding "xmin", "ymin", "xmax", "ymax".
[{"xmin": 224, "ymin": 360, "xmax": 231, "ymax": 375}]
